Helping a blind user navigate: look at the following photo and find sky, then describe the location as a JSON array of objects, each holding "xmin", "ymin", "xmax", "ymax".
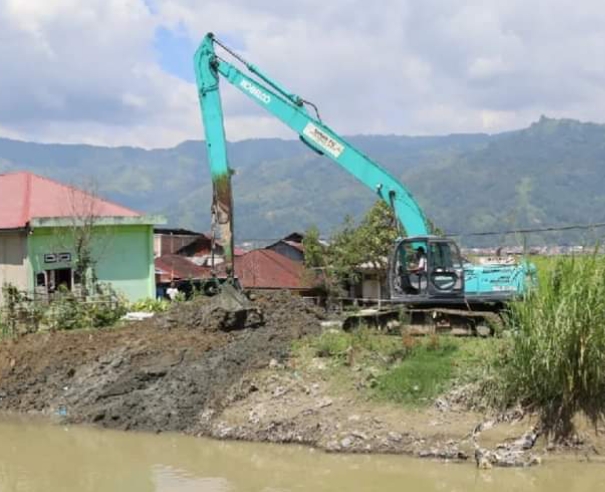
[{"xmin": 0, "ymin": 0, "xmax": 604, "ymax": 148}]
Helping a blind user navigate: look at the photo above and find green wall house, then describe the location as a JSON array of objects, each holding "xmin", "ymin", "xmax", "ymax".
[{"xmin": 0, "ymin": 171, "xmax": 164, "ymax": 303}]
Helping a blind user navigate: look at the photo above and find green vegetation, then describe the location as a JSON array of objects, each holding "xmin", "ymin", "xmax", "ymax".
[
  {"xmin": 375, "ymin": 338, "xmax": 458, "ymax": 404},
  {"xmin": 0, "ymin": 284, "xmax": 127, "ymax": 338},
  {"xmin": 294, "ymin": 328, "xmax": 492, "ymax": 406},
  {"xmin": 498, "ymin": 253, "xmax": 605, "ymax": 439},
  {"xmin": 304, "ymin": 201, "xmax": 398, "ymax": 296},
  {"xmin": 128, "ymin": 298, "xmax": 171, "ymax": 313}
]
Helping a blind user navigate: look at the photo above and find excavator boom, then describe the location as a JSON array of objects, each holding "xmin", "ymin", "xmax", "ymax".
[
  {"xmin": 194, "ymin": 33, "xmax": 429, "ymax": 276},
  {"xmin": 193, "ymin": 32, "xmax": 534, "ymax": 322}
]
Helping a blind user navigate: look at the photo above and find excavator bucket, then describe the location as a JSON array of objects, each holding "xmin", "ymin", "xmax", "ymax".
[
  {"xmin": 214, "ymin": 281, "xmax": 252, "ymax": 310},
  {"xmin": 205, "ymin": 281, "xmax": 263, "ymax": 331}
]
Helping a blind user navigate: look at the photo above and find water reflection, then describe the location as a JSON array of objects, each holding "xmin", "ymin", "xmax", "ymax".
[{"xmin": 1, "ymin": 416, "xmax": 605, "ymax": 492}]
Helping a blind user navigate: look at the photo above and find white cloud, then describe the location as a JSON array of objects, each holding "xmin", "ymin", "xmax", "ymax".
[
  {"xmin": 1, "ymin": 0, "xmax": 605, "ymax": 147},
  {"xmin": 0, "ymin": 0, "xmax": 199, "ymax": 147}
]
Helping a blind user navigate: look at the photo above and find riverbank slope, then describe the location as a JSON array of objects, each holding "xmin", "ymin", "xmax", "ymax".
[{"xmin": 0, "ymin": 292, "xmax": 601, "ymax": 466}]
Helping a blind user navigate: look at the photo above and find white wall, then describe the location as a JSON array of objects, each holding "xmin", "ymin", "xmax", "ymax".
[
  {"xmin": 362, "ymin": 274, "xmax": 382, "ymax": 299},
  {"xmin": 0, "ymin": 231, "xmax": 28, "ymax": 303}
]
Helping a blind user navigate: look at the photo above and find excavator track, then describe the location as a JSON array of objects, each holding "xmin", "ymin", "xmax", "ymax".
[{"xmin": 342, "ymin": 305, "xmax": 503, "ymax": 336}]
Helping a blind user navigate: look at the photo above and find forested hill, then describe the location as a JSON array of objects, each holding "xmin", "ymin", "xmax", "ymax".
[{"xmin": 1, "ymin": 116, "xmax": 604, "ymax": 245}]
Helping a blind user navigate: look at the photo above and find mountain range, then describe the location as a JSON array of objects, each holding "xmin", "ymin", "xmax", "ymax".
[{"xmin": 1, "ymin": 116, "xmax": 604, "ymax": 247}]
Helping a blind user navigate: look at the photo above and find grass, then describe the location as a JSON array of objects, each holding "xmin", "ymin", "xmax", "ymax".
[
  {"xmin": 294, "ymin": 252, "xmax": 605, "ymax": 431},
  {"xmin": 374, "ymin": 340, "xmax": 456, "ymax": 404},
  {"xmin": 375, "ymin": 336, "xmax": 494, "ymax": 405},
  {"xmin": 498, "ymin": 252, "xmax": 605, "ymax": 439},
  {"xmin": 293, "ymin": 328, "xmax": 495, "ymax": 407}
]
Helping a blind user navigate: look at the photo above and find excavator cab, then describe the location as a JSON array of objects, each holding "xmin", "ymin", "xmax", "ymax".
[{"xmin": 389, "ymin": 236, "xmax": 465, "ymax": 303}]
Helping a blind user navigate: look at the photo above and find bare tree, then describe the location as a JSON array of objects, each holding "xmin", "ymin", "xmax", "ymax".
[
  {"xmin": 68, "ymin": 181, "xmax": 100, "ymax": 298},
  {"xmin": 49, "ymin": 179, "xmax": 112, "ymax": 299}
]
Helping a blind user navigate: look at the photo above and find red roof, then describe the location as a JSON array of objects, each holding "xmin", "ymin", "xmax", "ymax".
[
  {"xmin": 234, "ymin": 249, "xmax": 310, "ymax": 290},
  {"xmin": 155, "ymin": 254, "xmax": 212, "ymax": 282},
  {"xmin": 0, "ymin": 171, "xmax": 140, "ymax": 229},
  {"xmin": 233, "ymin": 247, "xmax": 247, "ymax": 256}
]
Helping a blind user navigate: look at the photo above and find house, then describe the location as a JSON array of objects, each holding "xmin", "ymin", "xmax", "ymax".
[
  {"xmin": 174, "ymin": 232, "xmax": 222, "ymax": 266},
  {"xmin": 265, "ymin": 232, "xmax": 305, "ymax": 263},
  {"xmin": 175, "ymin": 233, "xmax": 246, "ymax": 266},
  {"xmin": 154, "ymin": 254, "xmax": 211, "ymax": 284},
  {"xmin": 153, "ymin": 228, "xmax": 200, "ymax": 257},
  {"xmin": 351, "ymin": 259, "xmax": 389, "ymax": 300},
  {"xmin": 265, "ymin": 232, "xmax": 387, "ymax": 301},
  {"xmin": 154, "ymin": 248, "xmax": 319, "ymax": 298},
  {"xmin": 154, "ymin": 253, "xmax": 214, "ymax": 298},
  {"xmin": 233, "ymin": 249, "xmax": 319, "ymax": 295},
  {"xmin": 0, "ymin": 171, "xmax": 163, "ymax": 302},
  {"xmin": 153, "ymin": 230, "xmax": 250, "ymax": 297}
]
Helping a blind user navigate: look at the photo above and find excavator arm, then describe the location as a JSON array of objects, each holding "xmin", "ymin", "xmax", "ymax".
[
  {"xmin": 194, "ymin": 33, "xmax": 429, "ymax": 275},
  {"xmin": 193, "ymin": 32, "xmax": 536, "ymax": 316}
]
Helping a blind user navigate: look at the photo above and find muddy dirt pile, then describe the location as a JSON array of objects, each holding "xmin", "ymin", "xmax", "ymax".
[{"xmin": 0, "ymin": 291, "xmax": 322, "ymax": 433}]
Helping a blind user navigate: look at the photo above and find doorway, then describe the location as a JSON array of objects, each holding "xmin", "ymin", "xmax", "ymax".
[{"xmin": 46, "ymin": 268, "xmax": 73, "ymax": 293}]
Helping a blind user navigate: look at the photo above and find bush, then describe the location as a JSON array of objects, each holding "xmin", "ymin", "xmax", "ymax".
[
  {"xmin": 314, "ymin": 331, "xmax": 351, "ymax": 358},
  {"xmin": 1, "ymin": 285, "xmax": 44, "ymax": 337},
  {"xmin": 501, "ymin": 253, "xmax": 605, "ymax": 439},
  {"xmin": 46, "ymin": 284, "xmax": 127, "ymax": 330},
  {"xmin": 1, "ymin": 283, "xmax": 127, "ymax": 335},
  {"xmin": 129, "ymin": 298, "xmax": 171, "ymax": 313}
]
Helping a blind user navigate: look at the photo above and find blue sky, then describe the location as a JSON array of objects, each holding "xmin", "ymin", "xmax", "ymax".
[
  {"xmin": 154, "ymin": 24, "xmax": 196, "ymax": 82},
  {"xmin": 153, "ymin": 24, "xmax": 247, "ymax": 83},
  {"xmin": 0, "ymin": 0, "xmax": 604, "ymax": 148},
  {"xmin": 143, "ymin": 0, "xmax": 158, "ymax": 14}
]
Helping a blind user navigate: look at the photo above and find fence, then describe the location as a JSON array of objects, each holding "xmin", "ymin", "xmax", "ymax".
[{"xmin": 0, "ymin": 288, "xmax": 125, "ymax": 338}]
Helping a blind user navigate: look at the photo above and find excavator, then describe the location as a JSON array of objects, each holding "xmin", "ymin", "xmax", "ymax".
[{"xmin": 193, "ymin": 33, "xmax": 535, "ymax": 334}]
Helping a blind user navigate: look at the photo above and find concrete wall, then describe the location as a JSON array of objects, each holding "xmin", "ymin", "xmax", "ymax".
[
  {"xmin": 362, "ymin": 274, "xmax": 382, "ymax": 299},
  {"xmin": 0, "ymin": 231, "xmax": 29, "ymax": 303},
  {"xmin": 28, "ymin": 224, "xmax": 155, "ymax": 302}
]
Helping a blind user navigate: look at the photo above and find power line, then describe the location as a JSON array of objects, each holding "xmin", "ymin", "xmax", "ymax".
[
  {"xmin": 446, "ymin": 221, "xmax": 605, "ymax": 238},
  {"xmin": 235, "ymin": 220, "xmax": 605, "ymax": 243}
]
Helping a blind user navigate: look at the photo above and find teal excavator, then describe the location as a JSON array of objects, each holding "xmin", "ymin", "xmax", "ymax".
[{"xmin": 193, "ymin": 33, "xmax": 534, "ymax": 332}]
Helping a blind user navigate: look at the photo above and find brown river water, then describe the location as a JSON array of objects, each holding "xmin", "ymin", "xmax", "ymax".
[{"xmin": 1, "ymin": 416, "xmax": 605, "ymax": 492}]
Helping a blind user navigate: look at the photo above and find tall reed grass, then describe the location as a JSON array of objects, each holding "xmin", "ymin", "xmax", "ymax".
[{"xmin": 503, "ymin": 253, "xmax": 605, "ymax": 438}]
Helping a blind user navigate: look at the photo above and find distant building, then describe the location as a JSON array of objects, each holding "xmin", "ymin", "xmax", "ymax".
[
  {"xmin": 153, "ymin": 229, "xmax": 318, "ymax": 295},
  {"xmin": 174, "ymin": 232, "xmax": 223, "ymax": 266},
  {"xmin": 265, "ymin": 232, "xmax": 305, "ymax": 263},
  {"xmin": 0, "ymin": 171, "xmax": 163, "ymax": 302},
  {"xmin": 234, "ymin": 249, "xmax": 318, "ymax": 295},
  {"xmin": 154, "ymin": 254, "xmax": 212, "ymax": 284},
  {"xmin": 351, "ymin": 260, "xmax": 389, "ymax": 300},
  {"xmin": 153, "ymin": 228, "xmax": 200, "ymax": 257}
]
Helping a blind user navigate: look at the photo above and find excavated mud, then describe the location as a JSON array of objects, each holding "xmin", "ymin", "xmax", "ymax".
[
  {"xmin": 0, "ymin": 292, "xmax": 556, "ymax": 465},
  {"xmin": 0, "ymin": 291, "xmax": 322, "ymax": 433}
]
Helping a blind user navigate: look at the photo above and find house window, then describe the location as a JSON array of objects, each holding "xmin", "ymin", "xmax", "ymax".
[{"xmin": 36, "ymin": 272, "xmax": 47, "ymax": 287}]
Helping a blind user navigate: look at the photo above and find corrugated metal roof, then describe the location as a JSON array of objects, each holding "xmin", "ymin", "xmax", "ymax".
[
  {"xmin": 234, "ymin": 249, "xmax": 310, "ymax": 290},
  {"xmin": 156, "ymin": 249, "xmax": 315, "ymax": 290},
  {"xmin": 0, "ymin": 171, "xmax": 140, "ymax": 229},
  {"xmin": 155, "ymin": 254, "xmax": 212, "ymax": 282},
  {"xmin": 176, "ymin": 234, "xmax": 215, "ymax": 257}
]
